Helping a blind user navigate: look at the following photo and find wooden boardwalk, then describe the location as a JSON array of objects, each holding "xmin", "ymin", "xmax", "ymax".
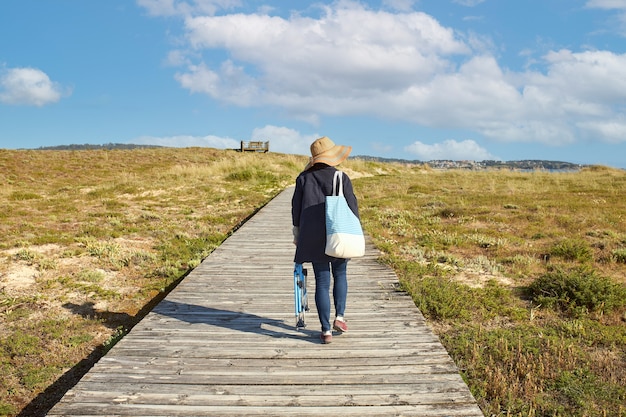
[{"xmin": 47, "ymin": 187, "xmax": 483, "ymax": 417}]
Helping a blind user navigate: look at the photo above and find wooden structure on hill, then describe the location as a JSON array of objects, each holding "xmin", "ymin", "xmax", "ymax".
[
  {"xmin": 240, "ymin": 141, "xmax": 270, "ymax": 153},
  {"xmin": 47, "ymin": 187, "xmax": 483, "ymax": 416}
]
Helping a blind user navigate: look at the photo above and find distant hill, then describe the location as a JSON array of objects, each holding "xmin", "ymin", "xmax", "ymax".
[
  {"xmin": 352, "ymin": 155, "xmax": 584, "ymax": 171},
  {"xmin": 30, "ymin": 144, "xmax": 583, "ymax": 171},
  {"xmin": 34, "ymin": 143, "xmax": 164, "ymax": 151}
]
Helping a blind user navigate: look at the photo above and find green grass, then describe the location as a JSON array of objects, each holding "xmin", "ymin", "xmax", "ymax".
[
  {"xmin": 2, "ymin": 149, "xmax": 625, "ymax": 416},
  {"xmin": 356, "ymin": 165, "xmax": 626, "ymax": 417},
  {"xmin": 0, "ymin": 147, "xmax": 309, "ymax": 415}
]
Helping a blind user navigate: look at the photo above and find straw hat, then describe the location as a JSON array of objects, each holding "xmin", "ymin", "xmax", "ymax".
[{"xmin": 305, "ymin": 136, "xmax": 352, "ymax": 170}]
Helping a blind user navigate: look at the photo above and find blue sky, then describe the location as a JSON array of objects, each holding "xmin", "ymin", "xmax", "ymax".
[{"xmin": 1, "ymin": 0, "xmax": 626, "ymax": 168}]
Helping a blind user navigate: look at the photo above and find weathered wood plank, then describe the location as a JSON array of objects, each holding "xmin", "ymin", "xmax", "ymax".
[
  {"xmin": 79, "ymin": 372, "xmax": 465, "ymax": 386},
  {"xmin": 90, "ymin": 355, "xmax": 457, "ymax": 370},
  {"xmin": 52, "ymin": 390, "xmax": 477, "ymax": 407},
  {"xmin": 47, "ymin": 187, "xmax": 483, "ymax": 417},
  {"xmin": 49, "ymin": 403, "xmax": 483, "ymax": 417},
  {"xmin": 57, "ymin": 381, "xmax": 474, "ymax": 398},
  {"xmin": 99, "ymin": 347, "xmax": 454, "ymax": 360}
]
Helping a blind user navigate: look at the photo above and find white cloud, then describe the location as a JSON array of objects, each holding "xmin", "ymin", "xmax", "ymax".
[
  {"xmin": 178, "ymin": 3, "xmax": 469, "ymax": 112},
  {"xmin": 149, "ymin": 2, "xmax": 626, "ymax": 146},
  {"xmin": 585, "ymin": 0, "xmax": 626, "ymax": 10},
  {"xmin": 513, "ymin": 50, "xmax": 626, "ymax": 143},
  {"xmin": 391, "ymin": 55, "xmax": 523, "ymax": 129},
  {"xmin": 0, "ymin": 67, "xmax": 67, "ymax": 106},
  {"xmin": 540, "ymin": 50, "xmax": 626, "ymax": 105},
  {"xmin": 576, "ymin": 118, "xmax": 626, "ymax": 143},
  {"xmin": 175, "ymin": 61, "xmax": 258, "ymax": 106},
  {"xmin": 250, "ymin": 125, "xmax": 316, "ymax": 156},
  {"xmin": 585, "ymin": 0, "xmax": 626, "ymax": 36},
  {"xmin": 405, "ymin": 139, "xmax": 498, "ymax": 161},
  {"xmin": 165, "ymin": 50, "xmax": 193, "ymax": 66}
]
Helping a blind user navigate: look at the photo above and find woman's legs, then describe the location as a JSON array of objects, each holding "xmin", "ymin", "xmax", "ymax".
[
  {"xmin": 331, "ymin": 258, "xmax": 348, "ymax": 318},
  {"xmin": 312, "ymin": 262, "xmax": 331, "ymax": 332},
  {"xmin": 313, "ymin": 259, "xmax": 348, "ymax": 332}
]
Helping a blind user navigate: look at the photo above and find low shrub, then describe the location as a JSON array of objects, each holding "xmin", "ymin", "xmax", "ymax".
[
  {"xmin": 405, "ymin": 275, "xmax": 474, "ymax": 321},
  {"xmin": 611, "ymin": 248, "xmax": 626, "ymax": 264},
  {"xmin": 527, "ymin": 266, "xmax": 626, "ymax": 315},
  {"xmin": 550, "ymin": 239, "xmax": 593, "ymax": 263}
]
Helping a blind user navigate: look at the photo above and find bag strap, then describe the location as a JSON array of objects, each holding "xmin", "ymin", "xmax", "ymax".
[{"xmin": 332, "ymin": 171, "xmax": 343, "ymax": 197}]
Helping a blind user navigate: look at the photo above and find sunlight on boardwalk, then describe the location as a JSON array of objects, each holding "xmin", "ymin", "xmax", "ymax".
[{"xmin": 47, "ymin": 187, "xmax": 483, "ymax": 417}]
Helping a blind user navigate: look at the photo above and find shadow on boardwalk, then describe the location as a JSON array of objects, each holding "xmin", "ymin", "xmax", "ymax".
[{"xmin": 154, "ymin": 299, "xmax": 317, "ymax": 342}]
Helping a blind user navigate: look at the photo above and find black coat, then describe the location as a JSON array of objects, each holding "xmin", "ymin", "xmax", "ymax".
[{"xmin": 292, "ymin": 164, "xmax": 360, "ymax": 263}]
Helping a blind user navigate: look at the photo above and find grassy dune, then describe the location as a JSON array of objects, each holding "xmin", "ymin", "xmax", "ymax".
[
  {"xmin": 0, "ymin": 147, "xmax": 307, "ymax": 415},
  {"xmin": 356, "ymin": 165, "xmax": 626, "ymax": 417},
  {"xmin": 1, "ymin": 148, "xmax": 625, "ymax": 416}
]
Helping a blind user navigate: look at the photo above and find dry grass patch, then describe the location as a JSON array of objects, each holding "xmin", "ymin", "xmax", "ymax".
[
  {"xmin": 0, "ymin": 148, "xmax": 385, "ymax": 416},
  {"xmin": 4, "ymin": 149, "xmax": 624, "ymax": 417},
  {"xmin": 356, "ymin": 165, "xmax": 626, "ymax": 417},
  {"xmin": 0, "ymin": 147, "xmax": 321, "ymax": 415}
]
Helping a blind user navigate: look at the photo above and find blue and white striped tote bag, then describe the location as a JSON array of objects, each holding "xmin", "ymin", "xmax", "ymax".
[{"xmin": 324, "ymin": 171, "xmax": 365, "ymax": 258}]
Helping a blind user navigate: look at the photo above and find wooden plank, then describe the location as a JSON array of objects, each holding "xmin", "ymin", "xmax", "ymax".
[
  {"xmin": 98, "ymin": 347, "xmax": 453, "ymax": 360},
  {"xmin": 49, "ymin": 403, "xmax": 483, "ymax": 417},
  {"xmin": 91, "ymin": 355, "xmax": 457, "ymax": 368},
  {"xmin": 52, "ymin": 390, "xmax": 477, "ymax": 407},
  {"xmin": 47, "ymin": 187, "xmax": 483, "ymax": 417},
  {"xmin": 79, "ymin": 372, "xmax": 465, "ymax": 386},
  {"xmin": 57, "ymin": 381, "xmax": 474, "ymax": 397}
]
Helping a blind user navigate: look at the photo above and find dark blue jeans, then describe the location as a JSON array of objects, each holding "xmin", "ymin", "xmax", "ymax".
[{"xmin": 312, "ymin": 259, "xmax": 348, "ymax": 332}]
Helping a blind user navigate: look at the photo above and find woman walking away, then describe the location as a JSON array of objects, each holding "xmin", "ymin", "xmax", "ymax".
[{"xmin": 291, "ymin": 136, "xmax": 360, "ymax": 344}]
